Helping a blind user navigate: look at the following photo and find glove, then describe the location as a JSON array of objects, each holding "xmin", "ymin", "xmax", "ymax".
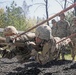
[
  {"xmin": 0, "ymin": 48, "xmax": 7, "ymax": 58},
  {"xmin": 29, "ymin": 42, "xmax": 36, "ymax": 48}
]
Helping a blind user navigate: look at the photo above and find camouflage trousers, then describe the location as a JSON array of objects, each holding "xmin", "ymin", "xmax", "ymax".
[{"xmin": 71, "ymin": 38, "xmax": 76, "ymax": 60}]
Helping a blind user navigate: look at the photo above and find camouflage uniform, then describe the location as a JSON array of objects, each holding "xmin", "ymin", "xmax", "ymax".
[
  {"xmin": 56, "ymin": 20, "xmax": 70, "ymax": 38},
  {"xmin": 56, "ymin": 13, "xmax": 70, "ymax": 60},
  {"xmin": 51, "ymin": 19, "xmax": 57, "ymax": 37},
  {"xmin": 1, "ymin": 25, "xmax": 62, "ymax": 65},
  {"xmin": 31, "ymin": 25, "xmax": 61, "ymax": 65},
  {"xmin": 1, "ymin": 26, "xmax": 35, "ymax": 63},
  {"xmin": 70, "ymin": 17, "xmax": 76, "ymax": 60}
]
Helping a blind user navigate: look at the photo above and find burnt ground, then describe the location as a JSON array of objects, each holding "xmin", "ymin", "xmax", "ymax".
[{"xmin": 0, "ymin": 58, "xmax": 76, "ymax": 75}]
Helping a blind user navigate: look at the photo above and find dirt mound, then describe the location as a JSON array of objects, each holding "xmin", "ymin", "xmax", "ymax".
[{"xmin": 0, "ymin": 58, "xmax": 76, "ymax": 75}]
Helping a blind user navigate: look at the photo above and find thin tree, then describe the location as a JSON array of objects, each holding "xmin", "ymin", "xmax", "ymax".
[
  {"xmin": 74, "ymin": 0, "xmax": 76, "ymax": 16},
  {"xmin": 44, "ymin": 0, "xmax": 49, "ymax": 25},
  {"xmin": 24, "ymin": 0, "xmax": 49, "ymax": 25},
  {"xmin": 64, "ymin": 0, "xmax": 67, "ymax": 9}
]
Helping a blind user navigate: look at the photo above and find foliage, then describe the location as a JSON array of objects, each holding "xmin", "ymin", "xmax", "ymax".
[
  {"xmin": 0, "ymin": 1, "xmax": 37, "ymax": 32},
  {"xmin": 0, "ymin": 8, "xmax": 5, "ymax": 27},
  {"xmin": 27, "ymin": 17, "xmax": 36, "ymax": 31},
  {"xmin": 4, "ymin": 1, "xmax": 28, "ymax": 31}
]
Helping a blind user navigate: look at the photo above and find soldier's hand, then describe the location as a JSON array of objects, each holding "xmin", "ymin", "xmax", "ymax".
[
  {"xmin": 29, "ymin": 42, "xmax": 41, "ymax": 52},
  {"xmin": 29, "ymin": 42, "xmax": 36, "ymax": 48},
  {"xmin": 0, "ymin": 48, "xmax": 7, "ymax": 58}
]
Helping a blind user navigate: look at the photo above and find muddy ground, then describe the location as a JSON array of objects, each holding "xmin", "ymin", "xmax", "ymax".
[{"xmin": 0, "ymin": 57, "xmax": 76, "ymax": 75}]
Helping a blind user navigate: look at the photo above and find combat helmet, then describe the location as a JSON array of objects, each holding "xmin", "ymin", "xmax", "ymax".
[
  {"xmin": 35, "ymin": 25, "xmax": 52, "ymax": 40},
  {"xmin": 3, "ymin": 26, "xmax": 18, "ymax": 36}
]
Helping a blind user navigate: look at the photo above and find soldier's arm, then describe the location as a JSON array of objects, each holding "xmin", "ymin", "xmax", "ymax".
[
  {"xmin": 66, "ymin": 21, "xmax": 70, "ymax": 36},
  {"xmin": 0, "ymin": 46, "xmax": 16, "ymax": 59}
]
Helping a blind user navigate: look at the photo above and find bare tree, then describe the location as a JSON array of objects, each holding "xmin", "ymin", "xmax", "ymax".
[
  {"xmin": 23, "ymin": 1, "xmax": 29, "ymax": 17},
  {"xmin": 0, "ymin": 1, "xmax": 8, "ymax": 3},
  {"xmin": 74, "ymin": 0, "xmax": 76, "ymax": 16},
  {"xmin": 44, "ymin": 0, "xmax": 49, "ymax": 25},
  {"xmin": 55, "ymin": 0, "xmax": 64, "ymax": 9},
  {"xmin": 64, "ymin": 0, "xmax": 67, "ymax": 9},
  {"xmin": 23, "ymin": 0, "xmax": 49, "ymax": 25},
  {"xmin": 55, "ymin": 0, "xmax": 74, "ymax": 9}
]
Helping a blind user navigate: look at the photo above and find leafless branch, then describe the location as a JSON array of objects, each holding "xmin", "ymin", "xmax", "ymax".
[
  {"xmin": 66, "ymin": 0, "xmax": 74, "ymax": 5},
  {"xmin": 28, "ymin": 3, "xmax": 45, "ymax": 8},
  {"xmin": 34, "ymin": 5, "xmax": 45, "ymax": 13},
  {"xmin": 55, "ymin": 0, "xmax": 64, "ymax": 9},
  {"xmin": 0, "ymin": 1, "xmax": 8, "ymax": 3}
]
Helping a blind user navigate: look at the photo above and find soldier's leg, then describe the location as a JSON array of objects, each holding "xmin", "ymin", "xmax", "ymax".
[
  {"xmin": 61, "ymin": 45, "xmax": 65, "ymax": 60},
  {"xmin": 71, "ymin": 48, "xmax": 75, "ymax": 60},
  {"xmin": 70, "ymin": 42, "xmax": 76, "ymax": 61},
  {"xmin": 68, "ymin": 42, "xmax": 74, "ymax": 60}
]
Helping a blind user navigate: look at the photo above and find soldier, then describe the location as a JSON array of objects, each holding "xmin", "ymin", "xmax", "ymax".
[
  {"xmin": 57, "ymin": 13, "xmax": 70, "ymax": 38},
  {"xmin": 56, "ymin": 13, "xmax": 70, "ymax": 60},
  {"xmin": 70, "ymin": 16, "xmax": 76, "ymax": 60},
  {"xmin": 1, "ymin": 25, "xmax": 62, "ymax": 65},
  {"xmin": 51, "ymin": 19, "xmax": 57, "ymax": 37},
  {"xmin": 31, "ymin": 25, "xmax": 62, "ymax": 65},
  {"xmin": 1, "ymin": 26, "xmax": 36, "ymax": 63}
]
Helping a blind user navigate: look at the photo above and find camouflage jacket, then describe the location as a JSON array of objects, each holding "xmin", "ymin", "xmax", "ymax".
[
  {"xmin": 70, "ymin": 25, "xmax": 76, "ymax": 44},
  {"xmin": 32, "ymin": 37, "xmax": 61, "ymax": 65},
  {"xmin": 70, "ymin": 25, "xmax": 76, "ymax": 35},
  {"xmin": 56, "ymin": 20, "xmax": 70, "ymax": 38},
  {"xmin": 0, "ymin": 32, "xmax": 36, "ymax": 63},
  {"xmin": 51, "ymin": 25, "xmax": 57, "ymax": 37}
]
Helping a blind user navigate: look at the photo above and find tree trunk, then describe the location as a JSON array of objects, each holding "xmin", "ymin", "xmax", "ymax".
[
  {"xmin": 64, "ymin": 0, "xmax": 67, "ymax": 9},
  {"xmin": 45, "ymin": 0, "xmax": 49, "ymax": 25},
  {"xmin": 74, "ymin": 0, "xmax": 76, "ymax": 16}
]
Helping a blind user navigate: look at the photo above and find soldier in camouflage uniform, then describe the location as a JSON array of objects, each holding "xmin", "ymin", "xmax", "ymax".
[
  {"xmin": 57, "ymin": 13, "xmax": 70, "ymax": 38},
  {"xmin": 51, "ymin": 19, "xmax": 57, "ymax": 37},
  {"xmin": 1, "ymin": 25, "xmax": 62, "ymax": 65},
  {"xmin": 70, "ymin": 16, "xmax": 76, "ymax": 60},
  {"xmin": 31, "ymin": 25, "xmax": 62, "ymax": 65},
  {"xmin": 0, "ymin": 26, "xmax": 36, "ymax": 63},
  {"xmin": 56, "ymin": 13, "xmax": 70, "ymax": 60}
]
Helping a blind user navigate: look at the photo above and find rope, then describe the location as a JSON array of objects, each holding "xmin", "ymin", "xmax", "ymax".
[
  {"xmin": 56, "ymin": 33, "xmax": 76, "ymax": 44},
  {"xmin": 13, "ymin": 2, "xmax": 76, "ymax": 40}
]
